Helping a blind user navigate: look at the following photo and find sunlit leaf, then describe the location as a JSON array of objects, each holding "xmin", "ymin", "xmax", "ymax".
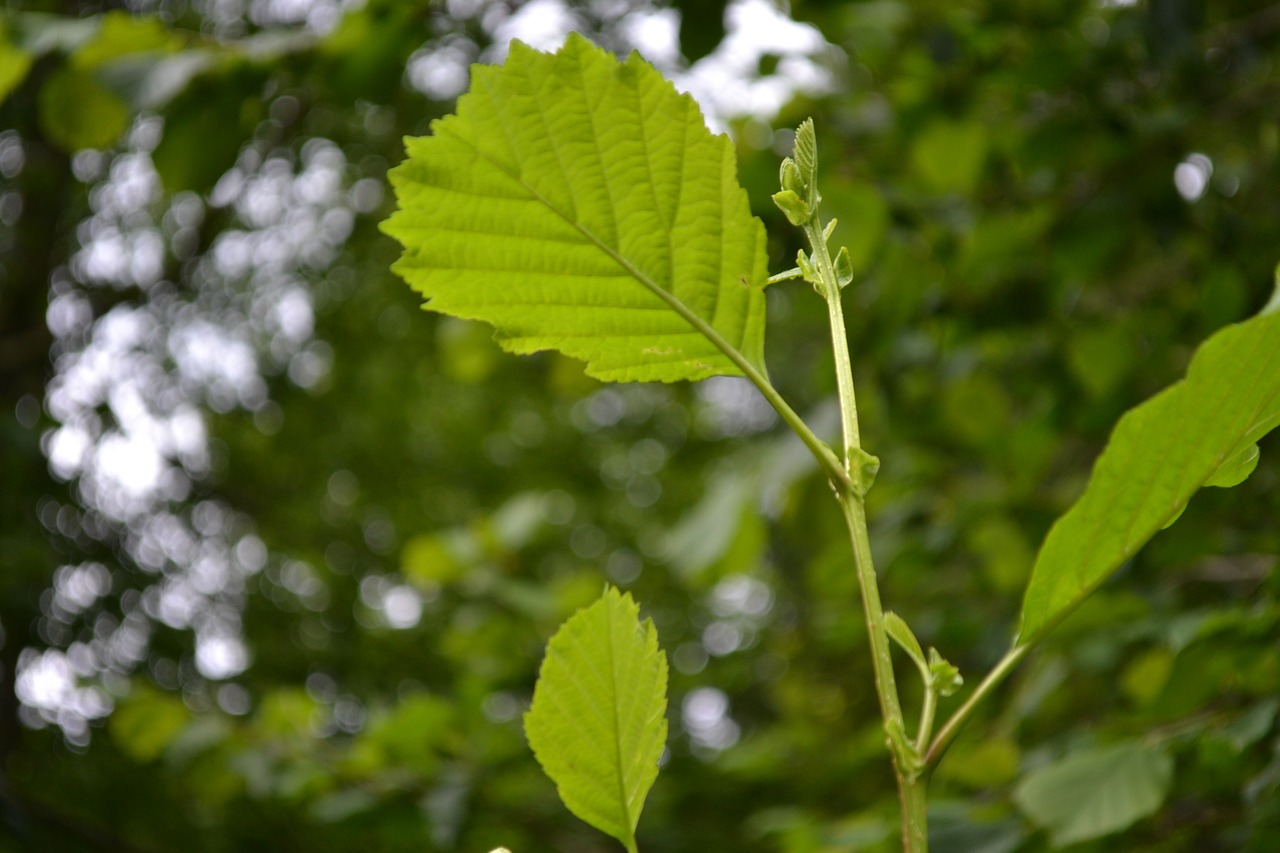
[
  {"xmin": 1017, "ymin": 306, "xmax": 1280, "ymax": 643},
  {"xmin": 524, "ymin": 586, "xmax": 668, "ymax": 849},
  {"xmin": 382, "ymin": 34, "xmax": 770, "ymax": 383},
  {"xmin": 1014, "ymin": 741, "xmax": 1173, "ymax": 847}
]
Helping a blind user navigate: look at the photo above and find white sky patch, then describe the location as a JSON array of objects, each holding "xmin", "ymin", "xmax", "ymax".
[
  {"xmin": 618, "ymin": 6, "xmax": 681, "ymax": 67},
  {"xmin": 677, "ymin": 0, "xmax": 835, "ymax": 128},
  {"xmin": 408, "ymin": 0, "xmax": 838, "ymax": 129},
  {"xmin": 485, "ymin": 0, "xmax": 583, "ymax": 57}
]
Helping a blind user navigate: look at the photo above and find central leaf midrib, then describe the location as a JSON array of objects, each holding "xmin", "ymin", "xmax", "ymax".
[{"xmin": 605, "ymin": 602, "xmax": 636, "ymax": 842}]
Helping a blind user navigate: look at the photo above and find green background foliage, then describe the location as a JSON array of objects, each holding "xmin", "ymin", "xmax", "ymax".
[{"xmin": 1, "ymin": 1, "xmax": 1278, "ymax": 851}]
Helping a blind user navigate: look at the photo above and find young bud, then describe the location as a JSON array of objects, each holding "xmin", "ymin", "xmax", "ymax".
[
  {"xmin": 771, "ymin": 189, "xmax": 811, "ymax": 227},
  {"xmin": 834, "ymin": 245, "xmax": 854, "ymax": 289},
  {"xmin": 796, "ymin": 249, "xmax": 819, "ymax": 286},
  {"xmin": 780, "ymin": 158, "xmax": 805, "ymax": 195}
]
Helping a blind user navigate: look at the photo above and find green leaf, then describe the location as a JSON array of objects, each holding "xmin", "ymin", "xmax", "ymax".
[
  {"xmin": 382, "ymin": 34, "xmax": 770, "ymax": 384},
  {"xmin": 0, "ymin": 21, "xmax": 33, "ymax": 105},
  {"xmin": 1017, "ymin": 306, "xmax": 1280, "ymax": 643},
  {"xmin": 833, "ymin": 245, "xmax": 853, "ymax": 288},
  {"xmin": 37, "ymin": 65, "xmax": 129, "ymax": 152},
  {"xmin": 1014, "ymin": 741, "xmax": 1173, "ymax": 847},
  {"xmin": 772, "ymin": 188, "xmax": 811, "ymax": 226},
  {"xmin": 71, "ymin": 11, "xmax": 181, "ymax": 69},
  {"xmin": 884, "ymin": 611, "xmax": 926, "ymax": 670},
  {"xmin": 524, "ymin": 586, "xmax": 668, "ymax": 849}
]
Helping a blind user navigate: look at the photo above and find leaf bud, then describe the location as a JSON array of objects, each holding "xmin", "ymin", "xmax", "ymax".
[
  {"xmin": 834, "ymin": 246, "xmax": 854, "ymax": 289},
  {"xmin": 928, "ymin": 648, "xmax": 963, "ymax": 697},
  {"xmin": 796, "ymin": 249, "xmax": 819, "ymax": 287},
  {"xmin": 779, "ymin": 158, "xmax": 805, "ymax": 195},
  {"xmin": 771, "ymin": 189, "xmax": 811, "ymax": 227}
]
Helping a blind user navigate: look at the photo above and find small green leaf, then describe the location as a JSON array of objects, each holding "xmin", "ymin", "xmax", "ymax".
[
  {"xmin": 772, "ymin": 189, "xmax": 811, "ymax": 226},
  {"xmin": 1014, "ymin": 741, "xmax": 1173, "ymax": 847},
  {"xmin": 383, "ymin": 35, "xmax": 770, "ymax": 384},
  {"xmin": 796, "ymin": 249, "xmax": 819, "ymax": 286},
  {"xmin": 884, "ymin": 611, "xmax": 926, "ymax": 671},
  {"xmin": 833, "ymin": 245, "xmax": 854, "ymax": 289},
  {"xmin": 927, "ymin": 648, "xmax": 963, "ymax": 697},
  {"xmin": 779, "ymin": 156, "xmax": 804, "ymax": 195},
  {"xmin": 1018, "ymin": 305, "xmax": 1280, "ymax": 643},
  {"xmin": 525, "ymin": 586, "xmax": 668, "ymax": 850}
]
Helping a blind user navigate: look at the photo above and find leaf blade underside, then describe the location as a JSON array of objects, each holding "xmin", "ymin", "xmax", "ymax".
[
  {"xmin": 1017, "ymin": 304, "xmax": 1280, "ymax": 644},
  {"xmin": 524, "ymin": 587, "xmax": 669, "ymax": 849},
  {"xmin": 381, "ymin": 34, "xmax": 769, "ymax": 383}
]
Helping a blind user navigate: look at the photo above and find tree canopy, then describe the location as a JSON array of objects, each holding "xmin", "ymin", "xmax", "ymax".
[{"xmin": 1, "ymin": 1, "xmax": 1278, "ymax": 851}]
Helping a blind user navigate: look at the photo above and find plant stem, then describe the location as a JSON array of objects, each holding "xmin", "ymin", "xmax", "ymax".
[
  {"xmin": 902, "ymin": 775, "xmax": 929, "ymax": 853},
  {"xmin": 807, "ymin": 216, "xmax": 927, "ymax": 851},
  {"xmin": 838, "ymin": 494, "xmax": 926, "ymax": 849},
  {"xmin": 804, "ymin": 223, "xmax": 860, "ymax": 459},
  {"xmin": 924, "ymin": 643, "xmax": 1030, "ymax": 766},
  {"xmin": 915, "ymin": 684, "xmax": 938, "ymax": 756}
]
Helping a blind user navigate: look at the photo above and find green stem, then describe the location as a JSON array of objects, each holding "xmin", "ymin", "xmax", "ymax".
[
  {"xmin": 924, "ymin": 643, "xmax": 1030, "ymax": 767},
  {"xmin": 804, "ymin": 222, "xmax": 860, "ymax": 459},
  {"xmin": 915, "ymin": 684, "xmax": 938, "ymax": 756},
  {"xmin": 839, "ymin": 493, "xmax": 926, "ymax": 852},
  {"xmin": 810, "ymin": 216, "xmax": 925, "ymax": 851},
  {"xmin": 902, "ymin": 776, "xmax": 929, "ymax": 853}
]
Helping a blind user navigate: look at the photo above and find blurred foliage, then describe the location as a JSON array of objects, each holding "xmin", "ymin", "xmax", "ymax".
[{"xmin": 1, "ymin": 0, "xmax": 1278, "ymax": 851}]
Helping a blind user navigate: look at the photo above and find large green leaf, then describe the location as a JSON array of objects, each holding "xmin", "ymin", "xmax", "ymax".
[
  {"xmin": 524, "ymin": 586, "xmax": 668, "ymax": 850},
  {"xmin": 1014, "ymin": 741, "xmax": 1173, "ymax": 847},
  {"xmin": 1017, "ymin": 300, "xmax": 1280, "ymax": 643},
  {"xmin": 381, "ymin": 34, "xmax": 770, "ymax": 383}
]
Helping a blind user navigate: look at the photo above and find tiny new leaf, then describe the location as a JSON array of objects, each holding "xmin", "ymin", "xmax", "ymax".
[
  {"xmin": 525, "ymin": 586, "xmax": 668, "ymax": 850},
  {"xmin": 1017, "ymin": 304, "xmax": 1280, "ymax": 644},
  {"xmin": 382, "ymin": 34, "xmax": 770, "ymax": 383}
]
